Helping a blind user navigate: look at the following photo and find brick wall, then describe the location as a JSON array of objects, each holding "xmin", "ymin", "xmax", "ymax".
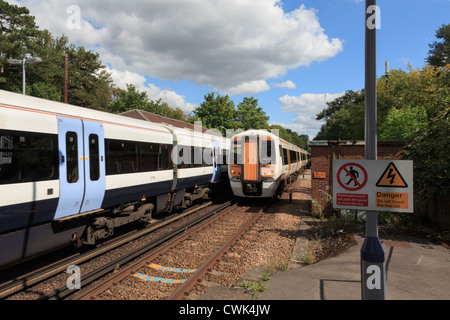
[{"xmin": 309, "ymin": 140, "xmax": 405, "ymax": 216}]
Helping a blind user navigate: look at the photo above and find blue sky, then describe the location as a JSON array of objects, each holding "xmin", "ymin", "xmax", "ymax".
[{"xmin": 12, "ymin": 0, "xmax": 450, "ymax": 139}]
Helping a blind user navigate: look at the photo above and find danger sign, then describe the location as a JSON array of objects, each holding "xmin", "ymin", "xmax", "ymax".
[
  {"xmin": 333, "ymin": 160, "xmax": 413, "ymax": 213},
  {"xmin": 376, "ymin": 162, "xmax": 408, "ymax": 188}
]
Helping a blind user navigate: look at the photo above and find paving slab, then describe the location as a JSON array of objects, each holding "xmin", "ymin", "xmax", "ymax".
[{"xmin": 259, "ymin": 235, "xmax": 450, "ymax": 300}]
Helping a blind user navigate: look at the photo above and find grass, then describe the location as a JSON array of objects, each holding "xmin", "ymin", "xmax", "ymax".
[
  {"xmin": 239, "ymin": 280, "xmax": 267, "ymax": 300},
  {"xmin": 239, "ymin": 258, "xmax": 291, "ymax": 299}
]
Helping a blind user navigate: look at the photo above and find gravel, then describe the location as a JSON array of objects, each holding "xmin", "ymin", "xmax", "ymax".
[{"xmin": 6, "ymin": 173, "xmax": 317, "ymax": 300}]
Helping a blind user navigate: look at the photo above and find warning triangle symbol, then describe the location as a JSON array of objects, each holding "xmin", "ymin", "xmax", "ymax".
[{"xmin": 376, "ymin": 162, "xmax": 408, "ymax": 188}]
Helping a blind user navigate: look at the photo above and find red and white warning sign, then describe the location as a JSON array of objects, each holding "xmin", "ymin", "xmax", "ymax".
[
  {"xmin": 333, "ymin": 160, "xmax": 413, "ymax": 213},
  {"xmin": 336, "ymin": 162, "xmax": 368, "ymax": 191}
]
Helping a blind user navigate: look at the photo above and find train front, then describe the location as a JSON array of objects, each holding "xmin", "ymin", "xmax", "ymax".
[{"xmin": 228, "ymin": 131, "xmax": 279, "ymax": 198}]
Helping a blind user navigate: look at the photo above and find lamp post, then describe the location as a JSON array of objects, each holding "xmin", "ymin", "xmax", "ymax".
[{"xmin": 7, "ymin": 56, "xmax": 42, "ymax": 95}]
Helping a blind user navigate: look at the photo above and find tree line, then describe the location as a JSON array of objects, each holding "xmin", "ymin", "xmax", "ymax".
[
  {"xmin": 0, "ymin": 0, "xmax": 308, "ymax": 149},
  {"xmin": 315, "ymin": 24, "xmax": 449, "ymax": 225}
]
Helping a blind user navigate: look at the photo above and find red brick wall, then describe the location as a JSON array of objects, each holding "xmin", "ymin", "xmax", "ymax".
[{"xmin": 310, "ymin": 141, "xmax": 405, "ymax": 216}]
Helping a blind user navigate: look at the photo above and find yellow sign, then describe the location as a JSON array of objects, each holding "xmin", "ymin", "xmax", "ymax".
[
  {"xmin": 376, "ymin": 192, "xmax": 409, "ymax": 210},
  {"xmin": 376, "ymin": 162, "xmax": 408, "ymax": 188}
]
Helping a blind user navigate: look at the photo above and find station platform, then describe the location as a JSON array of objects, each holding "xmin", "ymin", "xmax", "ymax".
[
  {"xmin": 199, "ymin": 214, "xmax": 449, "ymax": 300},
  {"xmin": 258, "ymin": 232, "xmax": 449, "ymax": 300}
]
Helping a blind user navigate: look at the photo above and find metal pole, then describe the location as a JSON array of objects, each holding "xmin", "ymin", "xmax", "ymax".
[
  {"xmin": 361, "ymin": 0, "xmax": 386, "ymax": 300},
  {"xmin": 64, "ymin": 52, "xmax": 68, "ymax": 103},
  {"xmin": 22, "ymin": 58, "xmax": 26, "ymax": 95}
]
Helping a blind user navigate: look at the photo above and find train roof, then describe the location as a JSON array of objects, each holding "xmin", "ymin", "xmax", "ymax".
[
  {"xmin": 231, "ymin": 129, "xmax": 308, "ymax": 153},
  {"xmin": 121, "ymin": 109, "xmax": 222, "ymax": 137},
  {"xmin": 0, "ymin": 89, "xmax": 172, "ymax": 135}
]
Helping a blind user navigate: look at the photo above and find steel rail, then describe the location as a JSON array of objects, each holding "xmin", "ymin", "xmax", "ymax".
[
  {"xmin": 0, "ymin": 200, "xmax": 215, "ymax": 299},
  {"xmin": 72, "ymin": 202, "xmax": 237, "ymax": 300},
  {"xmin": 168, "ymin": 205, "xmax": 266, "ymax": 300},
  {"xmin": 38, "ymin": 201, "xmax": 234, "ymax": 300}
]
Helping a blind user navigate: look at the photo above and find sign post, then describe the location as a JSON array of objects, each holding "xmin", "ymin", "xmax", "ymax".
[{"xmin": 362, "ymin": 0, "xmax": 385, "ymax": 300}]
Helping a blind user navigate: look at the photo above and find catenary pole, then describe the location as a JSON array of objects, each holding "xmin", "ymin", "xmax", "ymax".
[
  {"xmin": 22, "ymin": 58, "xmax": 26, "ymax": 95},
  {"xmin": 361, "ymin": 0, "xmax": 386, "ymax": 300}
]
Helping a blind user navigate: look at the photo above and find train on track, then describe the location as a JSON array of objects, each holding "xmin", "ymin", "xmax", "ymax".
[
  {"xmin": 228, "ymin": 130, "xmax": 310, "ymax": 198},
  {"xmin": 0, "ymin": 90, "xmax": 230, "ymax": 268}
]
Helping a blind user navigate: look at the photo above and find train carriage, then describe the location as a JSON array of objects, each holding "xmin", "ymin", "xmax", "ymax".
[
  {"xmin": 0, "ymin": 89, "xmax": 229, "ymax": 268},
  {"xmin": 228, "ymin": 130, "xmax": 309, "ymax": 198}
]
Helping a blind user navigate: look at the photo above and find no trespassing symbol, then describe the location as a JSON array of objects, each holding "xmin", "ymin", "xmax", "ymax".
[{"xmin": 337, "ymin": 163, "xmax": 368, "ymax": 191}]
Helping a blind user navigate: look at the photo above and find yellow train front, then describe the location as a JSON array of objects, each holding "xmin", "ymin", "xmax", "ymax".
[{"xmin": 228, "ymin": 130, "xmax": 309, "ymax": 198}]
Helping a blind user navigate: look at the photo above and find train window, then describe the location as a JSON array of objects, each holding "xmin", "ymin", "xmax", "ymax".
[
  {"xmin": 260, "ymin": 139, "xmax": 275, "ymax": 165},
  {"xmin": 0, "ymin": 130, "xmax": 58, "ymax": 184},
  {"xmin": 176, "ymin": 145, "xmax": 190, "ymax": 169},
  {"xmin": 279, "ymin": 146, "xmax": 283, "ymax": 165},
  {"xmin": 290, "ymin": 150, "xmax": 296, "ymax": 164},
  {"xmin": 214, "ymin": 147, "xmax": 220, "ymax": 166},
  {"xmin": 283, "ymin": 148, "xmax": 289, "ymax": 165},
  {"xmin": 141, "ymin": 142, "xmax": 159, "ymax": 172},
  {"xmin": 232, "ymin": 140, "xmax": 242, "ymax": 165},
  {"xmin": 203, "ymin": 147, "xmax": 212, "ymax": 167},
  {"xmin": 159, "ymin": 144, "xmax": 173, "ymax": 170},
  {"xmin": 89, "ymin": 134, "xmax": 100, "ymax": 181},
  {"xmin": 105, "ymin": 139, "xmax": 139, "ymax": 175},
  {"xmin": 222, "ymin": 149, "xmax": 228, "ymax": 165},
  {"xmin": 192, "ymin": 147, "xmax": 201, "ymax": 168},
  {"xmin": 66, "ymin": 132, "xmax": 79, "ymax": 183}
]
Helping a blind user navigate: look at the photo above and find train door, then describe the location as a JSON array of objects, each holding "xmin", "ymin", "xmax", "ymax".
[
  {"xmin": 211, "ymin": 140, "xmax": 221, "ymax": 182},
  {"xmin": 54, "ymin": 117, "xmax": 85, "ymax": 219},
  {"xmin": 81, "ymin": 120, "xmax": 105, "ymax": 212},
  {"xmin": 243, "ymin": 137, "xmax": 258, "ymax": 181},
  {"xmin": 54, "ymin": 117, "xmax": 105, "ymax": 219}
]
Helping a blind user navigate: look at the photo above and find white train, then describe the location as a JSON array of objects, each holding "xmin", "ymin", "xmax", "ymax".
[
  {"xmin": 0, "ymin": 89, "xmax": 229, "ymax": 268},
  {"xmin": 228, "ymin": 130, "xmax": 309, "ymax": 198}
]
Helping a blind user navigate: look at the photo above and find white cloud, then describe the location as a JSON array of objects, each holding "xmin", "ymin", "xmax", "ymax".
[
  {"xmin": 15, "ymin": 0, "xmax": 343, "ymax": 95},
  {"xmin": 227, "ymin": 80, "xmax": 271, "ymax": 95},
  {"xmin": 108, "ymin": 67, "xmax": 197, "ymax": 113},
  {"xmin": 272, "ymin": 80, "xmax": 297, "ymax": 89},
  {"xmin": 277, "ymin": 92, "xmax": 346, "ymax": 137}
]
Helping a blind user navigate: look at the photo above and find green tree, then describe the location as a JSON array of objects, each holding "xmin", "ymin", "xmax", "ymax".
[
  {"xmin": 108, "ymin": 84, "xmax": 189, "ymax": 121},
  {"xmin": 108, "ymin": 84, "xmax": 150, "ymax": 113},
  {"xmin": 268, "ymin": 125, "xmax": 308, "ymax": 149},
  {"xmin": 315, "ymin": 90, "xmax": 365, "ymax": 140},
  {"xmin": 426, "ymin": 23, "xmax": 450, "ymax": 68},
  {"xmin": 194, "ymin": 92, "xmax": 238, "ymax": 135},
  {"xmin": 315, "ymin": 64, "xmax": 449, "ymax": 141},
  {"xmin": 0, "ymin": 0, "xmax": 41, "ymax": 87},
  {"xmin": 378, "ymin": 106, "xmax": 428, "ymax": 140},
  {"xmin": 64, "ymin": 44, "xmax": 113, "ymax": 110},
  {"xmin": 235, "ymin": 97, "xmax": 269, "ymax": 130},
  {"xmin": 403, "ymin": 104, "xmax": 449, "ymax": 197},
  {"xmin": 0, "ymin": 1, "xmax": 113, "ymax": 109}
]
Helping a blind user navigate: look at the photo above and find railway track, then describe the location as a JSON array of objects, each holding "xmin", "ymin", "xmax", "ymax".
[
  {"xmin": 0, "ymin": 200, "xmax": 224, "ymax": 300},
  {"xmin": 3, "ymin": 180, "xmax": 305, "ymax": 301},
  {"xmin": 40, "ymin": 201, "xmax": 236, "ymax": 300},
  {"xmin": 60, "ymin": 201, "xmax": 268, "ymax": 300}
]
